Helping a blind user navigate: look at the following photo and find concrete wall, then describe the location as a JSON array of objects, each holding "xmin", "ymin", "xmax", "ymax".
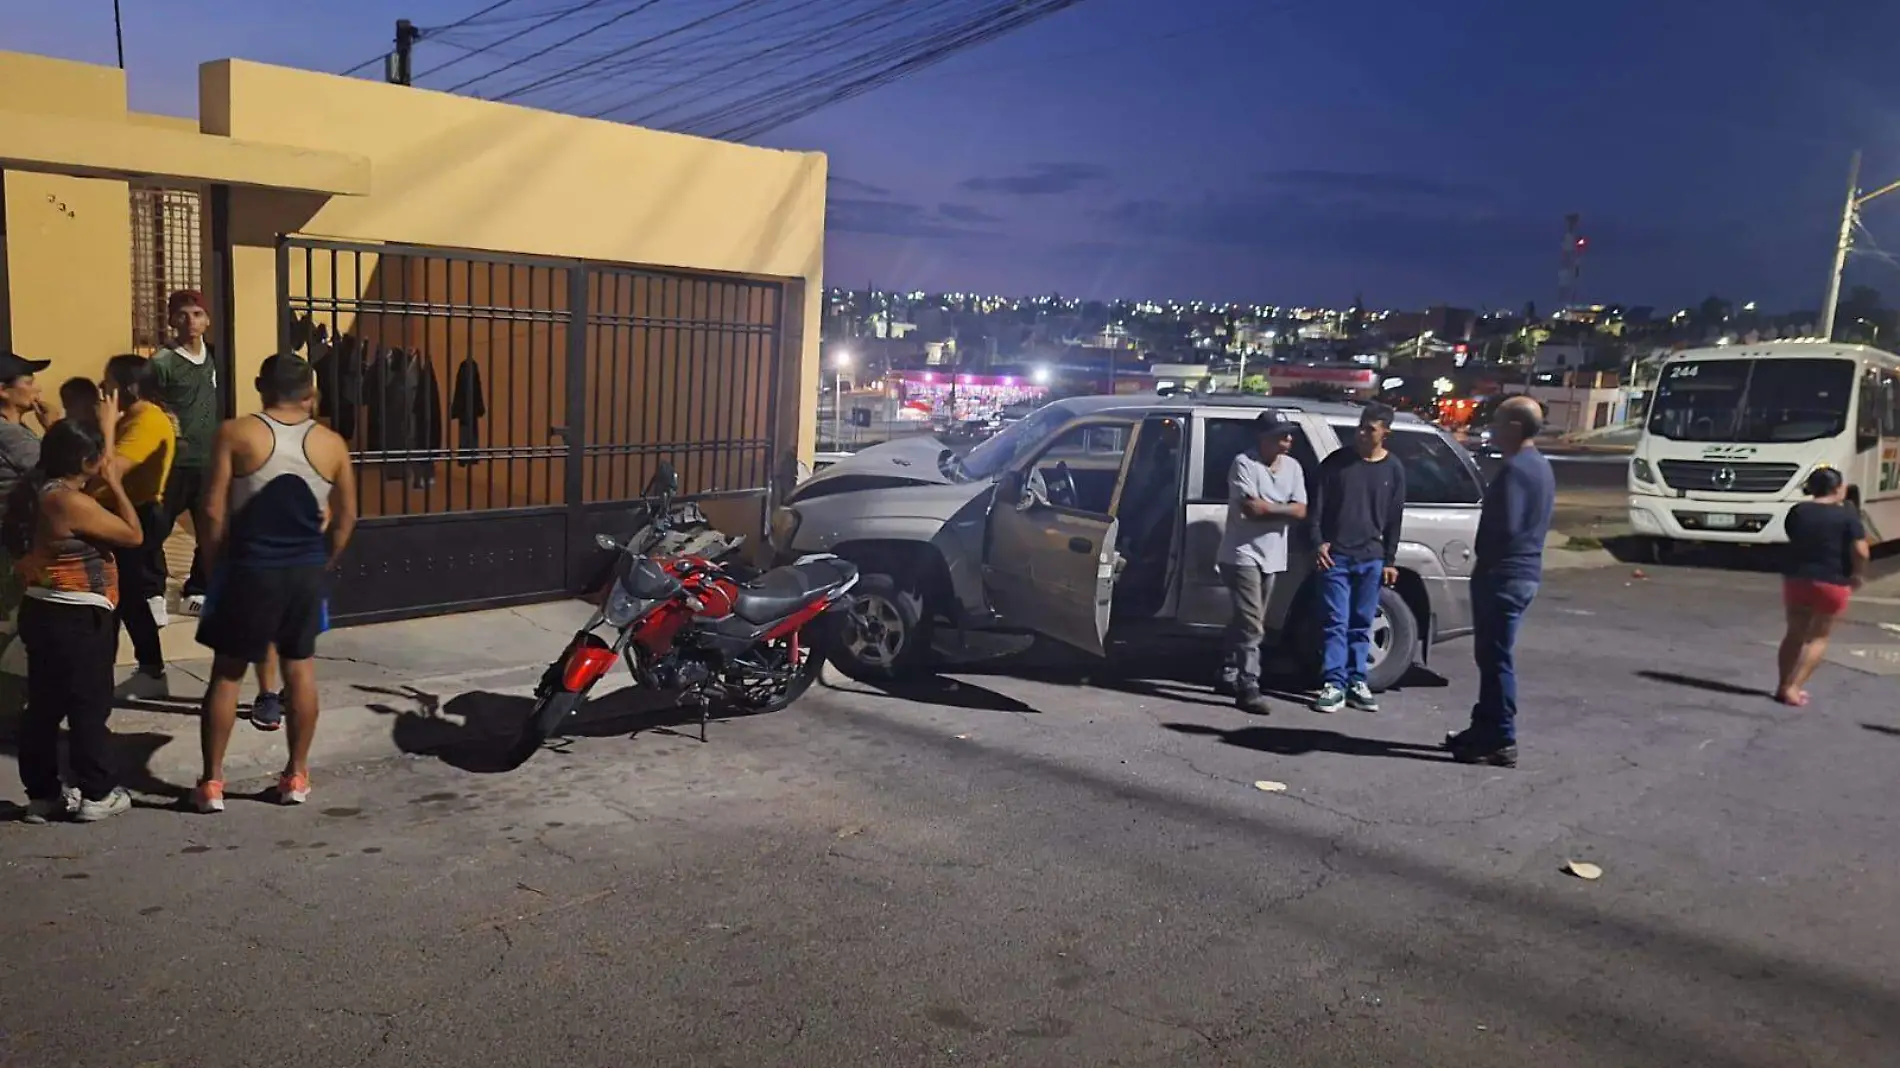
[
  {"xmin": 0, "ymin": 53, "xmax": 134, "ymax": 385},
  {"xmin": 201, "ymin": 59, "xmax": 827, "ymax": 463}
]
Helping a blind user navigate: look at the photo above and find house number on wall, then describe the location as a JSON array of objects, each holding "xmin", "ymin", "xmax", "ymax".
[{"xmin": 44, "ymin": 194, "xmax": 75, "ymax": 219}]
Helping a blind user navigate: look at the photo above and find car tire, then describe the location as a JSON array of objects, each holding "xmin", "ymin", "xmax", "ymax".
[
  {"xmin": 828, "ymin": 572, "xmax": 933, "ymax": 683},
  {"xmin": 1293, "ymin": 584, "xmax": 1420, "ymax": 693}
]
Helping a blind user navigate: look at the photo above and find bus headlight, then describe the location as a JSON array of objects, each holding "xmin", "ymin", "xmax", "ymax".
[{"xmin": 1631, "ymin": 457, "xmax": 1657, "ymax": 486}]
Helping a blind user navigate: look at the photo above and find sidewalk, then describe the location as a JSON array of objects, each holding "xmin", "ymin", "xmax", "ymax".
[{"xmin": 4, "ymin": 599, "xmax": 640, "ymax": 798}]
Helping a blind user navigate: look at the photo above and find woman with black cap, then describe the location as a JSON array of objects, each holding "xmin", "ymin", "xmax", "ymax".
[{"xmin": 1777, "ymin": 467, "xmax": 1870, "ymax": 706}]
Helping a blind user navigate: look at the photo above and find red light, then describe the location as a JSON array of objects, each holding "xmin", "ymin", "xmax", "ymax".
[{"xmin": 1575, "ymin": 237, "xmax": 1588, "ymax": 249}]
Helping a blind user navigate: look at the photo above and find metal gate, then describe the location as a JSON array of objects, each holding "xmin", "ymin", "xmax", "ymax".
[{"xmin": 278, "ymin": 237, "xmax": 784, "ymax": 624}]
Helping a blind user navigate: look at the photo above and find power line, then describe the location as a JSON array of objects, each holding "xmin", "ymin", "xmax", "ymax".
[
  {"xmin": 444, "ymin": 0, "xmax": 669, "ymax": 95},
  {"xmin": 422, "ymin": 0, "xmax": 625, "ymax": 84},
  {"xmin": 488, "ymin": 0, "xmax": 775, "ymax": 103},
  {"xmin": 337, "ymin": 0, "xmax": 531, "ymax": 77}
]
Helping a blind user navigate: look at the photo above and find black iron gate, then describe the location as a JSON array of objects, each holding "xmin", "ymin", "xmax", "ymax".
[{"xmin": 278, "ymin": 237, "xmax": 784, "ymax": 624}]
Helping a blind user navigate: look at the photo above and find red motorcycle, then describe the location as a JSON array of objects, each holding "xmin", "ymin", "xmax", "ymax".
[{"xmin": 510, "ymin": 464, "xmax": 859, "ymax": 766}]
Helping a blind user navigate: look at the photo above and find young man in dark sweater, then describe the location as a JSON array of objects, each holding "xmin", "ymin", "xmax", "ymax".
[
  {"xmin": 1447, "ymin": 395, "xmax": 1555, "ymax": 767},
  {"xmin": 1308, "ymin": 403, "xmax": 1407, "ymax": 713}
]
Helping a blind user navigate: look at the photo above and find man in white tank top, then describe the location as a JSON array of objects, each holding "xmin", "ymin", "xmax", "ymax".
[{"xmin": 191, "ymin": 355, "xmax": 357, "ymax": 813}]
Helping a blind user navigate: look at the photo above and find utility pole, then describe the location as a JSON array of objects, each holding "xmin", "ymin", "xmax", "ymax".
[
  {"xmin": 1821, "ymin": 151, "xmax": 1900, "ymax": 340},
  {"xmin": 387, "ymin": 19, "xmax": 420, "ymax": 86},
  {"xmin": 112, "ymin": 0, "xmax": 124, "ymax": 69}
]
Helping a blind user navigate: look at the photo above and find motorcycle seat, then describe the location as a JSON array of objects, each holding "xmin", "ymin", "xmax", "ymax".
[{"xmin": 731, "ymin": 558, "xmax": 859, "ymax": 624}]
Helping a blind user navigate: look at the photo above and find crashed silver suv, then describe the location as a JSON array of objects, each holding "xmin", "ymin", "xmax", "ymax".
[{"xmin": 773, "ymin": 395, "xmax": 1481, "ymax": 690}]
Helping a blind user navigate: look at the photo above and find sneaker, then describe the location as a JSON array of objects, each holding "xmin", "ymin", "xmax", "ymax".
[
  {"xmin": 1236, "ymin": 685, "xmax": 1272, "ymax": 716},
  {"xmin": 1451, "ymin": 741, "xmax": 1518, "ymax": 768},
  {"xmin": 277, "ymin": 771, "xmax": 310, "ymax": 806},
  {"xmin": 182, "ymin": 594, "xmax": 207, "ymax": 617},
  {"xmin": 148, "ymin": 595, "xmax": 171, "ymax": 628},
  {"xmin": 21, "ymin": 787, "xmax": 81, "ymax": 824},
  {"xmin": 1311, "ymin": 683, "xmax": 1346, "ymax": 714},
  {"xmin": 114, "ymin": 668, "xmax": 169, "ymax": 702},
  {"xmin": 74, "ymin": 787, "xmax": 132, "ymax": 823},
  {"xmin": 193, "ymin": 780, "xmax": 226, "ymax": 814},
  {"xmin": 1346, "ymin": 681, "xmax": 1380, "ymax": 712},
  {"xmin": 251, "ymin": 692, "xmax": 285, "ymax": 732}
]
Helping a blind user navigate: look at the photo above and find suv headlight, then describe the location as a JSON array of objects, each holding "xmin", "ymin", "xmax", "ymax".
[
  {"xmin": 1631, "ymin": 457, "xmax": 1657, "ymax": 486},
  {"xmin": 769, "ymin": 506, "xmax": 802, "ymax": 550}
]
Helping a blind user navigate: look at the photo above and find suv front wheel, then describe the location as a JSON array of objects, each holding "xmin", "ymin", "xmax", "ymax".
[
  {"xmin": 829, "ymin": 572, "xmax": 933, "ymax": 683},
  {"xmin": 1294, "ymin": 585, "xmax": 1420, "ymax": 693}
]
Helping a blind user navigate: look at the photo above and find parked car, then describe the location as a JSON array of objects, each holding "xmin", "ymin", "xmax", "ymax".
[{"xmin": 770, "ymin": 395, "xmax": 1482, "ymax": 691}]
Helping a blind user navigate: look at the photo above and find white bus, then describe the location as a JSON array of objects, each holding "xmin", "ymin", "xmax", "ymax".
[{"xmin": 1628, "ymin": 340, "xmax": 1900, "ymax": 553}]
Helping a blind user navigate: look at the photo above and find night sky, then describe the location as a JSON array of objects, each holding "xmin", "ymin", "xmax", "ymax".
[{"xmin": 9, "ymin": 0, "xmax": 1900, "ymax": 309}]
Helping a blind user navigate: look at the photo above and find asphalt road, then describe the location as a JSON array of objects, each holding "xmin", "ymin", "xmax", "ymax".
[{"xmin": 5, "ymin": 561, "xmax": 1899, "ymax": 1067}]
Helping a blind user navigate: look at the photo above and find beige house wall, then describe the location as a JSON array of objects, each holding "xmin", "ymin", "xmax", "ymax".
[
  {"xmin": 0, "ymin": 50, "xmax": 827, "ymax": 466},
  {"xmin": 201, "ymin": 59, "xmax": 826, "ymax": 463}
]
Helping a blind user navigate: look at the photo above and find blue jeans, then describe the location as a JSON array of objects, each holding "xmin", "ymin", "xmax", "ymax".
[
  {"xmin": 1318, "ymin": 556, "xmax": 1384, "ymax": 687},
  {"xmin": 1469, "ymin": 573, "xmax": 1539, "ymax": 744}
]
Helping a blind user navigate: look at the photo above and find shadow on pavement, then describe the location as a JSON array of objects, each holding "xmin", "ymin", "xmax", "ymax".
[
  {"xmin": 372, "ymin": 685, "xmax": 715, "ymax": 774},
  {"xmin": 0, "ymin": 727, "xmax": 191, "ymax": 818},
  {"xmin": 843, "ymin": 675, "xmax": 1038, "ymax": 715},
  {"xmin": 1862, "ymin": 722, "xmax": 1900, "ymax": 738},
  {"xmin": 1636, "ymin": 669, "xmax": 1771, "ymax": 699},
  {"xmin": 1164, "ymin": 721, "xmax": 1452, "ymax": 763}
]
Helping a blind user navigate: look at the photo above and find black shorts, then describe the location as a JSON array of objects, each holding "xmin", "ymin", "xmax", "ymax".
[{"xmin": 195, "ymin": 564, "xmax": 328, "ymax": 663}]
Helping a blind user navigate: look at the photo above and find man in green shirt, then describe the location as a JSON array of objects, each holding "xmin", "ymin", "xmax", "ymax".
[{"xmin": 154, "ymin": 289, "xmax": 222, "ymax": 616}]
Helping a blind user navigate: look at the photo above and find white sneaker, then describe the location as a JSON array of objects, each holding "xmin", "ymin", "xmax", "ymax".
[
  {"xmin": 148, "ymin": 595, "xmax": 171, "ymax": 627},
  {"xmin": 74, "ymin": 787, "xmax": 132, "ymax": 823},
  {"xmin": 21, "ymin": 787, "xmax": 81, "ymax": 824},
  {"xmin": 182, "ymin": 595, "xmax": 207, "ymax": 617},
  {"xmin": 113, "ymin": 669, "xmax": 170, "ymax": 701}
]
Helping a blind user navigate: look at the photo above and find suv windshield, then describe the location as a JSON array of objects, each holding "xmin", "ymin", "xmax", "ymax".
[
  {"xmin": 1647, "ymin": 358, "xmax": 1855, "ymax": 443},
  {"xmin": 955, "ymin": 402, "xmax": 1076, "ymax": 481}
]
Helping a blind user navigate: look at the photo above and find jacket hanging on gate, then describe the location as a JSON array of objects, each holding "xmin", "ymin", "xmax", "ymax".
[
  {"xmin": 313, "ymin": 334, "xmax": 364, "ymax": 442},
  {"xmin": 410, "ymin": 350, "xmax": 443, "ymax": 460},
  {"xmin": 450, "ymin": 358, "xmax": 485, "ymax": 466}
]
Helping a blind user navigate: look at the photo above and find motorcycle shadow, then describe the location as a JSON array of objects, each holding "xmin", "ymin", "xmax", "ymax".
[{"xmin": 383, "ymin": 685, "xmax": 715, "ymax": 774}]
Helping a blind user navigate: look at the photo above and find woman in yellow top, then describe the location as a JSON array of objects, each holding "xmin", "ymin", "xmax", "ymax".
[{"xmin": 96, "ymin": 355, "xmax": 176, "ymax": 697}]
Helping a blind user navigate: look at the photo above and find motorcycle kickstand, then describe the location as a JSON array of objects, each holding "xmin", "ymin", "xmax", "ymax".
[{"xmin": 679, "ymin": 692, "xmax": 711, "ymax": 743}]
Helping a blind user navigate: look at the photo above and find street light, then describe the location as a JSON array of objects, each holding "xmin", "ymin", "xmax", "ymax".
[
  {"xmin": 1432, "ymin": 377, "xmax": 1455, "ymax": 395},
  {"xmin": 1031, "ymin": 364, "xmax": 1052, "ymax": 387},
  {"xmin": 833, "ymin": 350, "xmax": 853, "ymax": 447}
]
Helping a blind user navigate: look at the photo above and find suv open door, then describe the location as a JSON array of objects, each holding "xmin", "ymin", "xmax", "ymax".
[{"xmin": 982, "ymin": 416, "xmax": 1140, "ymax": 656}]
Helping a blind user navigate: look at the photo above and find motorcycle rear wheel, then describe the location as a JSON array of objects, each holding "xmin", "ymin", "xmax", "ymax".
[
  {"xmin": 505, "ymin": 690, "xmax": 585, "ymax": 769},
  {"xmin": 725, "ymin": 619, "xmax": 833, "ymax": 714}
]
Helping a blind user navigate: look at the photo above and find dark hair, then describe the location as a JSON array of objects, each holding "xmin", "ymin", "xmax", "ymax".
[
  {"xmin": 102, "ymin": 354, "xmax": 160, "ymax": 406},
  {"xmin": 1360, "ymin": 401, "xmax": 1396, "ymax": 429},
  {"xmin": 257, "ymin": 353, "xmax": 316, "ymax": 405},
  {"xmin": 59, "ymin": 377, "xmax": 100, "ymax": 418},
  {"xmin": 1, "ymin": 420, "xmax": 105, "ymax": 557},
  {"xmin": 1802, "ymin": 467, "xmax": 1845, "ymax": 498}
]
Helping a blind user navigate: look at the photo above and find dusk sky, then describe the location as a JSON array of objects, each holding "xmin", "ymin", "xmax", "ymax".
[{"xmin": 9, "ymin": 0, "xmax": 1900, "ymax": 310}]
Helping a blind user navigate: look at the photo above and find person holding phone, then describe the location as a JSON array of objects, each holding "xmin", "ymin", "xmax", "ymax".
[
  {"xmin": 97, "ymin": 355, "xmax": 176, "ymax": 700},
  {"xmin": 1775, "ymin": 467, "xmax": 1869, "ymax": 706},
  {"xmin": 7, "ymin": 415, "xmax": 144, "ymax": 823}
]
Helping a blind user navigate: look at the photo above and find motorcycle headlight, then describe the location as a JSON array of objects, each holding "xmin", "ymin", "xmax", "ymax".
[
  {"xmin": 770, "ymin": 506, "xmax": 802, "ymax": 550},
  {"xmin": 1631, "ymin": 457, "xmax": 1657, "ymax": 485},
  {"xmin": 604, "ymin": 582, "xmax": 648, "ymax": 627}
]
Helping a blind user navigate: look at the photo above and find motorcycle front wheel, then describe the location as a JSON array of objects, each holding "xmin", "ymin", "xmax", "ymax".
[{"xmin": 504, "ymin": 689, "xmax": 585, "ymax": 769}]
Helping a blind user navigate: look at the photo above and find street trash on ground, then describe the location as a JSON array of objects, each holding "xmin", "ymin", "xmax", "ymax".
[
  {"xmin": 954, "ymin": 733, "xmax": 970, "ymax": 740},
  {"xmin": 1631, "ymin": 569, "xmax": 1648, "ymax": 580},
  {"xmin": 1563, "ymin": 860, "xmax": 1604, "ymax": 881},
  {"xmin": 835, "ymin": 824, "xmax": 864, "ymax": 839},
  {"xmin": 1253, "ymin": 780, "xmax": 1288, "ymax": 793}
]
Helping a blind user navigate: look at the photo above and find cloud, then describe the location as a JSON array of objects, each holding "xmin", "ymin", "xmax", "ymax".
[
  {"xmin": 1253, "ymin": 169, "xmax": 1490, "ymax": 202},
  {"xmin": 828, "ymin": 175, "xmax": 891, "ymax": 197},
  {"xmin": 938, "ymin": 202, "xmax": 1002, "ymax": 224},
  {"xmin": 828, "ymin": 198, "xmax": 998, "ymax": 240},
  {"xmin": 959, "ymin": 162, "xmax": 1109, "ymax": 196}
]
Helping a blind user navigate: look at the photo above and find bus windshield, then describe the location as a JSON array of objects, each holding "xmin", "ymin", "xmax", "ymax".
[{"xmin": 1646, "ymin": 358, "xmax": 1855, "ymax": 443}]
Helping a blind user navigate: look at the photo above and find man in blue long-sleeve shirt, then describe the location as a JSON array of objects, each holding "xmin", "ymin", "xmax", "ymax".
[
  {"xmin": 1308, "ymin": 403, "xmax": 1407, "ymax": 714},
  {"xmin": 1447, "ymin": 395, "xmax": 1555, "ymax": 767}
]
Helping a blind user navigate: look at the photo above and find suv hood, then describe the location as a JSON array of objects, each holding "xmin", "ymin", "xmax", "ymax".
[{"xmin": 797, "ymin": 436, "xmax": 960, "ymax": 491}]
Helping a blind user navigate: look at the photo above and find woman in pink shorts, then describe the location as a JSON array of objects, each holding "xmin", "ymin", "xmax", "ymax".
[{"xmin": 1777, "ymin": 468, "xmax": 1870, "ymax": 706}]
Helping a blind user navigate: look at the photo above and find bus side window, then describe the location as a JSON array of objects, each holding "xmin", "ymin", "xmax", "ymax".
[
  {"xmin": 1885, "ymin": 375, "xmax": 1900, "ymax": 438},
  {"xmin": 1859, "ymin": 369, "xmax": 1882, "ymax": 445}
]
